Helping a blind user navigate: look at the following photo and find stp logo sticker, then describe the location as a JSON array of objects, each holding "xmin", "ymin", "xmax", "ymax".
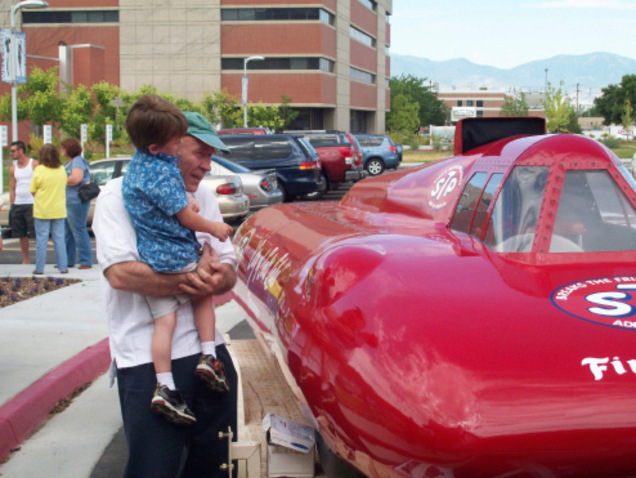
[
  {"xmin": 551, "ymin": 276, "xmax": 636, "ymax": 330},
  {"xmin": 428, "ymin": 165, "xmax": 463, "ymax": 210}
]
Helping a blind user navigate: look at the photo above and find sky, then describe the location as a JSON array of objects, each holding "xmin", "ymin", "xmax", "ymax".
[{"xmin": 390, "ymin": 0, "xmax": 636, "ymax": 69}]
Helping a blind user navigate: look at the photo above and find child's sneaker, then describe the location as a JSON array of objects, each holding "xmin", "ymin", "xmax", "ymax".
[
  {"xmin": 195, "ymin": 355, "xmax": 230, "ymax": 392},
  {"xmin": 150, "ymin": 384, "xmax": 196, "ymax": 425}
]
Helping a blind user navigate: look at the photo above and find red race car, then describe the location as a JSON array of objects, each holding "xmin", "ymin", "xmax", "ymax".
[{"xmin": 232, "ymin": 117, "xmax": 636, "ymax": 478}]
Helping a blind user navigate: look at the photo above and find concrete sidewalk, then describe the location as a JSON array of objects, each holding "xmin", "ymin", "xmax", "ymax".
[
  {"xmin": 0, "ymin": 264, "xmax": 109, "ymax": 460},
  {"xmin": 0, "ymin": 263, "xmax": 252, "ymax": 477}
]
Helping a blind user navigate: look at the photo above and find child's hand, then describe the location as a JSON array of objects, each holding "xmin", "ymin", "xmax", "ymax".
[
  {"xmin": 211, "ymin": 222, "xmax": 234, "ymax": 242},
  {"xmin": 188, "ymin": 196, "xmax": 200, "ymax": 213}
]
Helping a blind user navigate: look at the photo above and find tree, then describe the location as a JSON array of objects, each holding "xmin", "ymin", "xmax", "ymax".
[
  {"xmin": 594, "ymin": 74, "xmax": 636, "ymax": 126},
  {"xmin": 200, "ymin": 90, "xmax": 242, "ymax": 128},
  {"xmin": 0, "ymin": 67, "xmax": 62, "ymax": 134},
  {"xmin": 386, "ymin": 93, "xmax": 419, "ymax": 133},
  {"xmin": 621, "ymin": 99, "xmax": 634, "ymax": 134},
  {"xmin": 500, "ymin": 92, "xmax": 529, "ymax": 117},
  {"xmin": 387, "ymin": 74, "xmax": 446, "ymax": 132},
  {"xmin": 249, "ymin": 103, "xmax": 286, "ymax": 132},
  {"xmin": 542, "ymin": 81, "xmax": 581, "ymax": 133},
  {"xmin": 91, "ymin": 81, "xmax": 123, "ymax": 143},
  {"xmin": 58, "ymin": 84, "xmax": 93, "ymax": 138},
  {"xmin": 278, "ymin": 95, "xmax": 299, "ymax": 131}
]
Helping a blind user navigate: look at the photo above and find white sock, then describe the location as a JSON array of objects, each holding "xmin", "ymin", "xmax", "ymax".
[
  {"xmin": 201, "ymin": 341, "xmax": 217, "ymax": 358},
  {"xmin": 157, "ymin": 372, "xmax": 175, "ymax": 390}
]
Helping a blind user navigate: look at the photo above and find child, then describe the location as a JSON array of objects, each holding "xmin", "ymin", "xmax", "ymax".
[{"xmin": 123, "ymin": 94, "xmax": 234, "ymax": 425}]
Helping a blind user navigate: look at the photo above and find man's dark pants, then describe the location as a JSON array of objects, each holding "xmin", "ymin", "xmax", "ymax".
[{"xmin": 116, "ymin": 345, "xmax": 238, "ymax": 478}]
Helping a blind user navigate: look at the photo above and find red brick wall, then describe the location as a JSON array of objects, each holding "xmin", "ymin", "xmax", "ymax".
[
  {"xmin": 24, "ymin": 26, "xmax": 119, "ymax": 86},
  {"xmin": 222, "ymin": 73, "xmax": 337, "ymax": 105},
  {"xmin": 350, "ymin": 40, "xmax": 376, "ymax": 72},
  {"xmin": 72, "ymin": 47, "xmax": 106, "ymax": 88},
  {"xmin": 222, "ymin": 24, "xmax": 336, "ymax": 57},
  {"xmin": 351, "ymin": 1, "xmax": 377, "ymax": 36},
  {"xmin": 350, "ymin": 81, "xmax": 376, "ymax": 109},
  {"xmin": 222, "ymin": 0, "xmax": 337, "ymax": 9}
]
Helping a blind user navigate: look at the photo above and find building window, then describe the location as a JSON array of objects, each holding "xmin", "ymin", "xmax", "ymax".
[
  {"xmin": 222, "ymin": 8, "xmax": 334, "ymax": 26},
  {"xmin": 350, "ymin": 26, "xmax": 376, "ymax": 47},
  {"xmin": 476, "ymin": 100, "xmax": 484, "ymax": 107},
  {"xmin": 350, "ymin": 67, "xmax": 375, "ymax": 84},
  {"xmin": 222, "ymin": 57, "xmax": 334, "ymax": 73},
  {"xmin": 359, "ymin": 0, "xmax": 377, "ymax": 11},
  {"xmin": 23, "ymin": 10, "xmax": 119, "ymax": 23},
  {"xmin": 466, "ymin": 100, "xmax": 474, "ymax": 106},
  {"xmin": 477, "ymin": 110, "xmax": 484, "ymax": 117},
  {"xmin": 457, "ymin": 100, "xmax": 463, "ymax": 106}
]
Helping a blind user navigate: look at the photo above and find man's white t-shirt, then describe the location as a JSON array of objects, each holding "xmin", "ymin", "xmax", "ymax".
[{"xmin": 93, "ymin": 177, "xmax": 237, "ymax": 376}]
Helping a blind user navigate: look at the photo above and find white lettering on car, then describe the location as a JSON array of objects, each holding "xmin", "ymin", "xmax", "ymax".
[
  {"xmin": 586, "ymin": 292, "xmax": 634, "ymax": 317},
  {"xmin": 582, "ymin": 357, "xmax": 636, "ymax": 380},
  {"xmin": 552, "ymin": 278, "xmax": 636, "ymax": 330},
  {"xmin": 428, "ymin": 166, "xmax": 463, "ymax": 210}
]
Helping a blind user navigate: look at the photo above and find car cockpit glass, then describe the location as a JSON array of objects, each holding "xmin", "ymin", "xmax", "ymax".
[
  {"xmin": 450, "ymin": 173, "xmax": 503, "ymax": 237},
  {"xmin": 484, "ymin": 166, "xmax": 548, "ymax": 252},
  {"xmin": 470, "ymin": 173, "xmax": 503, "ymax": 237},
  {"xmin": 450, "ymin": 172, "xmax": 488, "ymax": 234},
  {"xmin": 552, "ymin": 170, "xmax": 636, "ymax": 252}
]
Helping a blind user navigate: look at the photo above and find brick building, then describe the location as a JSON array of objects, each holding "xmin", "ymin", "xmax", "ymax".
[
  {"xmin": 0, "ymin": 0, "xmax": 392, "ymax": 139},
  {"xmin": 438, "ymin": 90, "xmax": 545, "ymax": 123}
]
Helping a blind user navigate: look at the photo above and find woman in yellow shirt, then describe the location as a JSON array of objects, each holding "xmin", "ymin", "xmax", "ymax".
[{"xmin": 29, "ymin": 144, "xmax": 68, "ymax": 274}]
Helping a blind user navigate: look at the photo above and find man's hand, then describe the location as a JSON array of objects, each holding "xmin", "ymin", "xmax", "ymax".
[{"xmin": 181, "ymin": 243, "xmax": 237, "ymax": 297}]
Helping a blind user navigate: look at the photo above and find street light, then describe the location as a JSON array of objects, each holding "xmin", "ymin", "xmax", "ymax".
[
  {"xmin": 10, "ymin": 0, "xmax": 49, "ymax": 142},
  {"xmin": 242, "ymin": 55, "xmax": 265, "ymax": 128}
]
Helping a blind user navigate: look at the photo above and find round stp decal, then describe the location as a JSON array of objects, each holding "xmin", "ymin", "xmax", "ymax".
[
  {"xmin": 428, "ymin": 165, "xmax": 463, "ymax": 210},
  {"xmin": 551, "ymin": 276, "xmax": 636, "ymax": 330}
]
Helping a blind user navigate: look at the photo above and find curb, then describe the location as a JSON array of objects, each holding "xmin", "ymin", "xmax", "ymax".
[
  {"xmin": 0, "ymin": 338, "xmax": 110, "ymax": 460},
  {"xmin": 0, "ymin": 292, "xmax": 234, "ymax": 461}
]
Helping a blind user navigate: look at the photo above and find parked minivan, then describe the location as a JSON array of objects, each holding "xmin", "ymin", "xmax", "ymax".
[{"xmin": 215, "ymin": 134, "xmax": 326, "ymax": 201}]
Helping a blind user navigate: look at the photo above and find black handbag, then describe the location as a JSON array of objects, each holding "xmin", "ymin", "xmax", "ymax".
[{"xmin": 78, "ymin": 181, "xmax": 100, "ymax": 202}]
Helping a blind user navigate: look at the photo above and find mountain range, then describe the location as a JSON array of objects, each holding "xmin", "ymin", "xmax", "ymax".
[{"xmin": 391, "ymin": 52, "xmax": 636, "ymax": 103}]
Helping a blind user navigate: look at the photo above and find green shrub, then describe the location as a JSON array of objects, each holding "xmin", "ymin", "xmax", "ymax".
[
  {"xmin": 28, "ymin": 133, "xmax": 44, "ymax": 158},
  {"xmin": 599, "ymin": 136, "xmax": 621, "ymax": 149},
  {"xmin": 431, "ymin": 134, "xmax": 442, "ymax": 150},
  {"xmin": 406, "ymin": 135, "xmax": 421, "ymax": 151}
]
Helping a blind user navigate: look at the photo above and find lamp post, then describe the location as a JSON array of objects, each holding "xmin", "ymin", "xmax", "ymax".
[
  {"xmin": 10, "ymin": 0, "xmax": 49, "ymax": 142},
  {"xmin": 242, "ymin": 55, "xmax": 265, "ymax": 128}
]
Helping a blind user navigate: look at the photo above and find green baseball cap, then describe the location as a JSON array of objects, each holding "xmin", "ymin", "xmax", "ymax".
[{"xmin": 182, "ymin": 111, "xmax": 230, "ymax": 153}]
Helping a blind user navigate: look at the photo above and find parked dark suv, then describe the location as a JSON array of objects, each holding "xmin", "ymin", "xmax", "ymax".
[{"xmin": 215, "ymin": 134, "xmax": 326, "ymax": 201}]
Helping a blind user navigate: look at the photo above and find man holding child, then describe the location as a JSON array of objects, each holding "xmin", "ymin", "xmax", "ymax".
[{"xmin": 93, "ymin": 97, "xmax": 238, "ymax": 477}]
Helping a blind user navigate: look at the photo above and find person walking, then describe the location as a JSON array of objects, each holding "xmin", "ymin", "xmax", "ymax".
[
  {"xmin": 61, "ymin": 138, "xmax": 93, "ymax": 269},
  {"xmin": 29, "ymin": 144, "xmax": 68, "ymax": 275},
  {"xmin": 8, "ymin": 140, "xmax": 38, "ymax": 264}
]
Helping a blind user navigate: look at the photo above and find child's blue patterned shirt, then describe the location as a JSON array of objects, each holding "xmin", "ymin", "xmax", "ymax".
[{"xmin": 122, "ymin": 149, "xmax": 200, "ymax": 272}]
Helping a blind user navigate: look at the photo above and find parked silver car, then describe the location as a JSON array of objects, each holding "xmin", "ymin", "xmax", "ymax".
[
  {"xmin": 86, "ymin": 156, "xmax": 249, "ymax": 224},
  {"xmin": 0, "ymin": 191, "xmax": 9, "ymax": 230},
  {"xmin": 209, "ymin": 155, "xmax": 282, "ymax": 210},
  {"xmin": 197, "ymin": 171, "xmax": 250, "ymax": 223}
]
